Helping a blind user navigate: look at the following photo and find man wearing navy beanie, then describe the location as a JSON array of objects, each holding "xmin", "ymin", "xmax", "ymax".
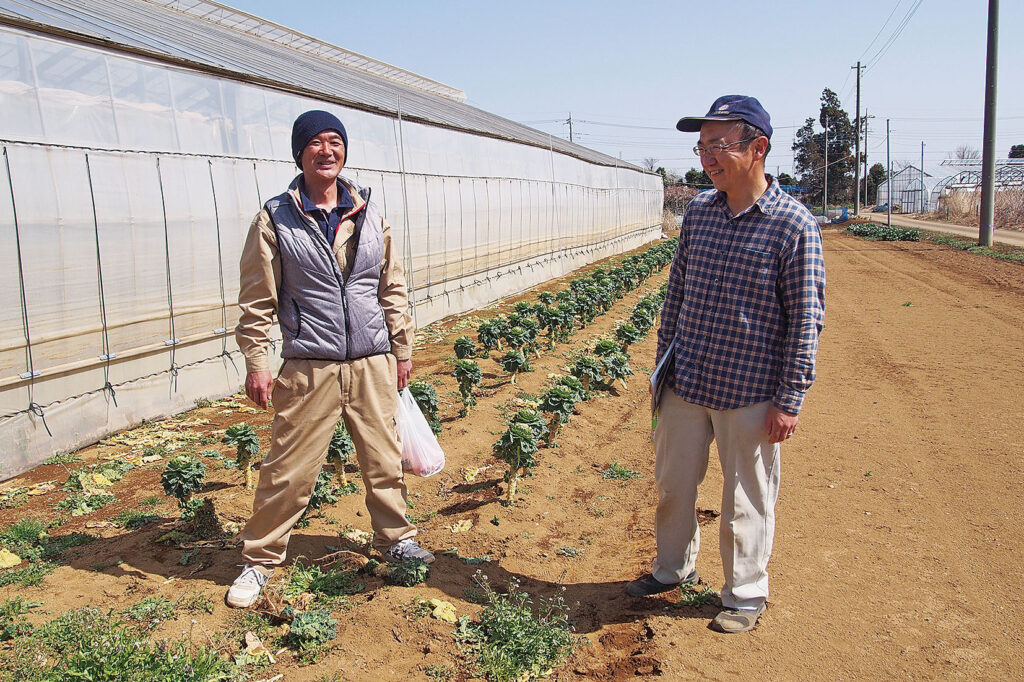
[
  {"xmin": 229, "ymin": 110, "xmax": 432, "ymax": 608},
  {"xmin": 290, "ymin": 110, "xmax": 348, "ymax": 169}
]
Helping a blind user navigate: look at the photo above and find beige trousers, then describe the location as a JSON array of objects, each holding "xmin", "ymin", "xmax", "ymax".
[
  {"xmin": 652, "ymin": 389, "xmax": 781, "ymax": 611},
  {"xmin": 241, "ymin": 354, "xmax": 415, "ymax": 566}
]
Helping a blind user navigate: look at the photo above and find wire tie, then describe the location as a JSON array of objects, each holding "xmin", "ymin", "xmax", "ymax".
[{"xmin": 28, "ymin": 402, "xmax": 53, "ymax": 437}]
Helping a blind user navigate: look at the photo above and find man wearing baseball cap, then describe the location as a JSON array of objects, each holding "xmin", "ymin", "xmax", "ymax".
[
  {"xmin": 626, "ymin": 96, "xmax": 826, "ymax": 633},
  {"xmin": 227, "ymin": 110, "xmax": 433, "ymax": 608}
]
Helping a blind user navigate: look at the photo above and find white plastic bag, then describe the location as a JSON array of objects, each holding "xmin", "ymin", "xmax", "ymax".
[{"xmin": 396, "ymin": 389, "xmax": 445, "ymax": 477}]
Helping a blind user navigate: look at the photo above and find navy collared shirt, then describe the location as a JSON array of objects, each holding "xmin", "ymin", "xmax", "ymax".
[
  {"xmin": 656, "ymin": 177, "xmax": 826, "ymax": 414},
  {"xmin": 298, "ymin": 178, "xmax": 354, "ymax": 246}
]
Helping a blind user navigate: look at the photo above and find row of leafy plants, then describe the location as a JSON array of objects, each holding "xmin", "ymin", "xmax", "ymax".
[{"xmin": 438, "ymin": 238, "xmax": 677, "ymax": 415}]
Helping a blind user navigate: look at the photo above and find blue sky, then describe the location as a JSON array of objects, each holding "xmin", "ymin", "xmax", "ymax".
[{"xmin": 227, "ymin": 0, "xmax": 1022, "ymax": 177}]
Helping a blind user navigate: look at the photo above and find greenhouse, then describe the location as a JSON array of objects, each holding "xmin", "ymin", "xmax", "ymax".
[{"xmin": 0, "ymin": 0, "xmax": 663, "ymax": 478}]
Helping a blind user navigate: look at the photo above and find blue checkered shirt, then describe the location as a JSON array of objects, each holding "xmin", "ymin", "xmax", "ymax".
[{"xmin": 656, "ymin": 178, "xmax": 826, "ymax": 413}]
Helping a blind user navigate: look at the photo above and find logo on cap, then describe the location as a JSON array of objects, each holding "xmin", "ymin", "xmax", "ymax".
[{"xmin": 718, "ymin": 105, "xmax": 729, "ymax": 111}]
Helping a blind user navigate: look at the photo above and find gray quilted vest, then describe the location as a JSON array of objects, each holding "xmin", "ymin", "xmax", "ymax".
[{"xmin": 265, "ymin": 177, "xmax": 392, "ymax": 361}]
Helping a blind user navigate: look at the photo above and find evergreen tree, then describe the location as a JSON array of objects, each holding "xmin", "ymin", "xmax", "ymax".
[{"xmin": 793, "ymin": 88, "xmax": 857, "ymax": 206}]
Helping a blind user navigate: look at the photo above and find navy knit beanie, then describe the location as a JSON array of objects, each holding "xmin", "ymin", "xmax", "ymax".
[{"xmin": 291, "ymin": 110, "xmax": 348, "ymax": 168}]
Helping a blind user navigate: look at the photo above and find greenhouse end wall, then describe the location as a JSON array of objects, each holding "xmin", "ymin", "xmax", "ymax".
[{"xmin": 0, "ymin": 25, "xmax": 663, "ymax": 480}]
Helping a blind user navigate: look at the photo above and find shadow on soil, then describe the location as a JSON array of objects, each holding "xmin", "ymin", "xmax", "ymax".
[{"xmin": 43, "ymin": 520, "xmax": 711, "ymax": 634}]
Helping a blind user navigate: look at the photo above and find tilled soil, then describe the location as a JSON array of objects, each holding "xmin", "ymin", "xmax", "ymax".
[{"xmin": 1, "ymin": 229, "xmax": 1022, "ymax": 680}]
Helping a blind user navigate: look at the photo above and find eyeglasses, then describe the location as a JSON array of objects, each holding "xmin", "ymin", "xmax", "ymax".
[{"xmin": 692, "ymin": 138, "xmax": 757, "ymax": 157}]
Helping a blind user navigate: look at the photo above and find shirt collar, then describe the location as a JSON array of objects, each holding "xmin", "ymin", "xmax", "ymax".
[
  {"xmin": 712, "ymin": 175, "xmax": 783, "ymax": 218},
  {"xmin": 298, "ymin": 178, "xmax": 354, "ymax": 215}
]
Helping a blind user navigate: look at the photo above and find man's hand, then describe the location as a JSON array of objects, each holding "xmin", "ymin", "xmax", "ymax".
[
  {"xmin": 396, "ymin": 358, "xmax": 412, "ymax": 390},
  {"xmin": 765, "ymin": 404, "xmax": 799, "ymax": 444},
  {"xmin": 245, "ymin": 370, "xmax": 274, "ymax": 409}
]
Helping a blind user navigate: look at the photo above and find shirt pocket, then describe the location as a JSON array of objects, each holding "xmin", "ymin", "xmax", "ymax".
[{"xmin": 734, "ymin": 246, "xmax": 779, "ymax": 291}]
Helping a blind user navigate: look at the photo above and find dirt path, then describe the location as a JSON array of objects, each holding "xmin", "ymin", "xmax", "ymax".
[{"xmin": 1, "ymin": 230, "xmax": 1022, "ymax": 680}]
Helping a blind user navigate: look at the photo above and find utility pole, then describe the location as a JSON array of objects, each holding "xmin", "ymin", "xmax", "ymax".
[
  {"xmin": 852, "ymin": 61, "xmax": 864, "ymax": 215},
  {"xmin": 566, "ymin": 112, "xmax": 574, "ymax": 144},
  {"xmin": 979, "ymin": 0, "xmax": 998, "ymax": 246},
  {"xmin": 862, "ymin": 111, "xmax": 875, "ymax": 204},
  {"xmin": 920, "ymin": 141, "xmax": 926, "ymax": 213},
  {"xmin": 886, "ymin": 119, "xmax": 891, "ymax": 227},
  {"xmin": 823, "ymin": 115, "xmax": 828, "ymax": 218}
]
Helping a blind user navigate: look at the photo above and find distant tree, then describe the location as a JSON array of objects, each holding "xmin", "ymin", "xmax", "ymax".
[
  {"xmin": 642, "ymin": 157, "xmax": 658, "ymax": 172},
  {"xmin": 955, "ymin": 145, "xmax": 981, "ymax": 160},
  {"xmin": 655, "ymin": 166, "xmax": 681, "ymax": 186},
  {"xmin": 777, "ymin": 172, "xmax": 797, "ymax": 187},
  {"xmin": 793, "ymin": 88, "xmax": 857, "ymax": 206},
  {"xmin": 867, "ymin": 163, "xmax": 887, "ymax": 205},
  {"xmin": 1010, "ymin": 144, "xmax": 1024, "ymax": 159},
  {"xmin": 684, "ymin": 167, "xmax": 711, "ymax": 186}
]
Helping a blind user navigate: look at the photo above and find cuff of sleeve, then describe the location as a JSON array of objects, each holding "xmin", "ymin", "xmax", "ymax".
[
  {"xmin": 245, "ymin": 354, "xmax": 270, "ymax": 374},
  {"xmin": 390, "ymin": 345, "xmax": 412, "ymax": 361},
  {"xmin": 772, "ymin": 387, "xmax": 804, "ymax": 414}
]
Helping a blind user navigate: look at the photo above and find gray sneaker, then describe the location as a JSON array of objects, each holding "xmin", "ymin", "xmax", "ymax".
[
  {"xmin": 383, "ymin": 538, "xmax": 435, "ymax": 564},
  {"xmin": 626, "ymin": 569, "xmax": 699, "ymax": 598},
  {"xmin": 226, "ymin": 564, "xmax": 272, "ymax": 608}
]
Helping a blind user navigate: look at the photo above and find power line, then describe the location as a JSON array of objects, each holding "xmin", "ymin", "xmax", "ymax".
[
  {"xmin": 859, "ymin": 0, "xmax": 905, "ymax": 61},
  {"xmin": 865, "ymin": 0, "xmax": 925, "ymax": 72}
]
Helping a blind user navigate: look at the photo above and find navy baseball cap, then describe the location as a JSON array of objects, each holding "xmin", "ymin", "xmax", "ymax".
[{"xmin": 676, "ymin": 95, "xmax": 772, "ymax": 139}]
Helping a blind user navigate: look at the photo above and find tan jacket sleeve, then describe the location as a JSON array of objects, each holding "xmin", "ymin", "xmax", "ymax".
[
  {"xmin": 378, "ymin": 216, "xmax": 415, "ymax": 360},
  {"xmin": 235, "ymin": 210, "xmax": 281, "ymax": 374}
]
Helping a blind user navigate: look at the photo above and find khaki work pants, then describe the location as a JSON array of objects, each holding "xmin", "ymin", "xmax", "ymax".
[
  {"xmin": 652, "ymin": 389, "xmax": 781, "ymax": 611},
  {"xmin": 241, "ymin": 354, "xmax": 415, "ymax": 566}
]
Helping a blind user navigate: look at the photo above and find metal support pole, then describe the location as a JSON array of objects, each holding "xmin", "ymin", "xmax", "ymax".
[
  {"xmin": 886, "ymin": 119, "xmax": 892, "ymax": 227},
  {"xmin": 853, "ymin": 61, "xmax": 862, "ymax": 215},
  {"xmin": 920, "ymin": 141, "xmax": 926, "ymax": 213},
  {"xmin": 979, "ymin": 0, "xmax": 999, "ymax": 246},
  {"xmin": 823, "ymin": 115, "xmax": 828, "ymax": 218},
  {"xmin": 863, "ymin": 110, "xmax": 870, "ymax": 204}
]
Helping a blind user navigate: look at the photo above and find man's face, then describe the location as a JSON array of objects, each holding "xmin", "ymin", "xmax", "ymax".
[
  {"xmin": 299, "ymin": 131, "xmax": 346, "ymax": 182},
  {"xmin": 697, "ymin": 120, "xmax": 764, "ymax": 195}
]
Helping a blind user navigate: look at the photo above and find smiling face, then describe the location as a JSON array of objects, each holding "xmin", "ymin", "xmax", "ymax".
[
  {"xmin": 299, "ymin": 130, "xmax": 346, "ymax": 183},
  {"xmin": 698, "ymin": 120, "xmax": 767, "ymax": 196}
]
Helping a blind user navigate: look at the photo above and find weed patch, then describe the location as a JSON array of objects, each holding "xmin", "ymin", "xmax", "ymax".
[
  {"xmin": 601, "ymin": 462, "xmax": 641, "ymax": 481},
  {"xmin": 0, "ymin": 606, "xmax": 229, "ymax": 681},
  {"xmin": 457, "ymin": 573, "xmax": 578, "ymax": 681}
]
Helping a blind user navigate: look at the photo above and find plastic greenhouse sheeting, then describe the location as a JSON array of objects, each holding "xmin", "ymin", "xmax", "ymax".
[{"xmin": 0, "ymin": 24, "xmax": 662, "ymax": 479}]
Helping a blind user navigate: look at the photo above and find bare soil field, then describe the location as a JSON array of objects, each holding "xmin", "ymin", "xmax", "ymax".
[{"xmin": 1, "ymin": 229, "xmax": 1022, "ymax": 680}]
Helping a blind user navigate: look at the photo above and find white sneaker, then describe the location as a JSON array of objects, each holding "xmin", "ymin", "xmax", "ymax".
[
  {"xmin": 383, "ymin": 538, "xmax": 435, "ymax": 564},
  {"xmin": 226, "ymin": 564, "xmax": 272, "ymax": 608}
]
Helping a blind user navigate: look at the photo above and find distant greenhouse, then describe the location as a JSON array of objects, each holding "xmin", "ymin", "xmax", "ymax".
[{"xmin": 0, "ymin": 0, "xmax": 663, "ymax": 478}]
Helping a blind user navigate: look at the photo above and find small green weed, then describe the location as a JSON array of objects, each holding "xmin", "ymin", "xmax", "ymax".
[
  {"xmin": 140, "ymin": 495, "xmax": 163, "ymax": 507},
  {"xmin": 55, "ymin": 492, "xmax": 117, "ymax": 516},
  {"xmin": 601, "ymin": 462, "xmax": 641, "ymax": 481},
  {"xmin": 112, "ymin": 509, "xmax": 162, "ymax": 529},
  {"xmin": 285, "ymin": 562, "xmax": 364, "ymax": 600},
  {"xmin": 0, "ymin": 561, "xmax": 57, "ymax": 587},
  {"xmin": 0, "ymin": 597, "xmax": 41, "ymax": 641},
  {"xmin": 556, "ymin": 546, "xmax": 584, "ymax": 559},
  {"xmin": 2, "ymin": 606, "xmax": 229, "ymax": 681},
  {"xmin": 44, "ymin": 452, "xmax": 81, "ymax": 465},
  {"xmin": 122, "ymin": 595, "xmax": 177, "ymax": 630},
  {"xmin": 425, "ymin": 664, "xmax": 456, "ymax": 680},
  {"xmin": 42, "ymin": 532, "xmax": 96, "ymax": 559},
  {"xmin": 288, "ymin": 608, "xmax": 337, "ymax": 651},
  {"xmin": 457, "ymin": 573, "xmax": 578, "ymax": 682},
  {"xmin": 176, "ymin": 592, "xmax": 215, "ymax": 614},
  {"xmin": 674, "ymin": 585, "xmax": 719, "ymax": 608}
]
